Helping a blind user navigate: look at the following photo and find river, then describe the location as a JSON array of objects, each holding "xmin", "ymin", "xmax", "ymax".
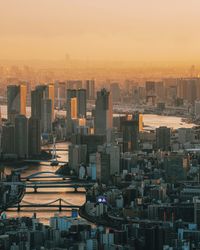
[
  {"xmin": 4, "ymin": 142, "xmax": 86, "ymax": 224},
  {"xmin": 0, "ymin": 105, "xmax": 195, "ymax": 130}
]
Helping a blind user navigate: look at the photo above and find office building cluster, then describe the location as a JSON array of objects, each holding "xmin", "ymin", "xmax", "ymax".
[{"xmin": 0, "ymin": 80, "xmax": 96, "ymax": 159}]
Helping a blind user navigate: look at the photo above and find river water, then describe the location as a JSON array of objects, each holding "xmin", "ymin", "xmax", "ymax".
[{"xmin": 4, "ymin": 142, "xmax": 86, "ymax": 224}]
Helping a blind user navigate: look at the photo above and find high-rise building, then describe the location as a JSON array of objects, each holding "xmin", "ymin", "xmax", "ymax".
[
  {"xmin": 156, "ymin": 126, "xmax": 171, "ymax": 151},
  {"xmin": 86, "ymin": 80, "xmax": 95, "ymax": 100},
  {"xmin": 41, "ymin": 99, "xmax": 52, "ymax": 134},
  {"xmin": 71, "ymin": 134, "xmax": 106, "ymax": 163},
  {"xmin": 32, "ymin": 84, "xmax": 55, "ymax": 120},
  {"xmin": 46, "ymin": 83, "xmax": 55, "ymax": 119},
  {"xmin": 68, "ymin": 144, "xmax": 87, "ymax": 173},
  {"xmin": 94, "ymin": 89, "xmax": 113, "ymax": 135},
  {"xmin": 1, "ymin": 123, "xmax": 15, "ymax": 155},
  {"xmin": 66, "ymin": 89, "xmax": 76, "ymax": 119},
  {"xmin": 106, "ymin": 144, "xmax": 120, "ymax": 175},
  {"xmin": 77, "ymin": 89, "xmax": 86, "ymax": 117},
  {"xmin": 66, "ymin": 89, "xmax": 86, "ymax": 119},
  {"xmin": 31, "ymin": 88, "xmax": 44, "ymax": 119},
  {"xmin": 121, "ymin": 114, "xmax": 140, "ymax": 152},
  {"xmin": 7, "ymin": 84, "xmax": 27, "ymax": 123},
  {"xmin": 98, "ymin": 144, "xmax": 121, "ymax": 175},
  {"xmin": 28, "ymin": 117, "xmax": 41, "ymax": 157},
  {"xmin": 55, "ymin": 81, "xmax": 66, "ymax": 109},
  {"xmin": 95, "ymin": 151, "xmax": 110, "ymax": 184},
  {"xmin": 15, "ymin": 115, "xmax": 28, "ymax": 158},
  {"xmin": 70, "ymin": 97, "xmax": 78, "ymax": 119}
]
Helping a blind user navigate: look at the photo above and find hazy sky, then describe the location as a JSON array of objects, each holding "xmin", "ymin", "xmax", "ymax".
[{"xmin": 1, "ymin": 0, "xmax": 200, "ymax": 62}]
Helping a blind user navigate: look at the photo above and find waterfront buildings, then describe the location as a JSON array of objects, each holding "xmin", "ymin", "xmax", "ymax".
[
  {"xmin": 1, "ymin": 116, "xmax": 41, "ymax": 158},
  {"xmin": 68, "ymin": 144, "xmax": 87, "ymax": 173},
  {"xmin": 41, "ymin": 98, "xmax": 53, "ymax": 134},
  {"xmin": 14, "ymin": 115, "xmax": 28, "ymax": 158},
  {"xmin": 28, "ymin": 117, "xmax": 41, "ymax": 157},
  {"xmin": 1, "ymin": 123, "xmax": 15, "ymax": 156}
]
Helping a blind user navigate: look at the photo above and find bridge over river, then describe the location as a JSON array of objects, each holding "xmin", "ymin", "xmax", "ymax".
[
  {"xmin": 8, "ymin": 198, "xmax": 81, "ymax": 212},
  {"xmin": 21, "ymin": 171, "xmax": 95, "ymax": 193}
]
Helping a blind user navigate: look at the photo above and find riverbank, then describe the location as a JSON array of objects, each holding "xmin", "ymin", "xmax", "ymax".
[
  {"xmin": 0, "ymin": 150, "xmax": 52, "ymax": 167},
  {"xmin": 78, "ymin": 205, "xmax": 121, "ymax": 229}
]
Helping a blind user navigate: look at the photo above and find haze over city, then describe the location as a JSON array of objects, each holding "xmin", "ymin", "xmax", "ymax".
[{"xmin": 1, "ymin": 0, "xmax": 200, "ymax": 65}]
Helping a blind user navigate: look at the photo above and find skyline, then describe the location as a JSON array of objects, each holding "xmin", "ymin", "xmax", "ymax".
[{"xmin": 1, "ymin": 0, "xmax": 200, "ymax": 63}]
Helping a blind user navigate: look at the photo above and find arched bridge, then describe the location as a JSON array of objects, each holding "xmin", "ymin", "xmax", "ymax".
[{"xmin": 22, "ymin": 171, "xmax": 67, "ymax": 180}]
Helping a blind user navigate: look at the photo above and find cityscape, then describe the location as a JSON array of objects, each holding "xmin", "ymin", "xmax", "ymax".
[{"xmin": 1, "ymin": 1, "xmax": 200, "ymax": 250}]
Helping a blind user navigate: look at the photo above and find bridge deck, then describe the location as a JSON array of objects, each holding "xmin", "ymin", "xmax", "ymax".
[{"xmin": 10, "ymin": 204, "xmax": 80, "ymax": 209}]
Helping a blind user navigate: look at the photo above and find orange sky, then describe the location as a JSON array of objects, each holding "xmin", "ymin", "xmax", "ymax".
[{"xmin": 1, "ymin": 0, "xmax": 200, "ymax": 63}]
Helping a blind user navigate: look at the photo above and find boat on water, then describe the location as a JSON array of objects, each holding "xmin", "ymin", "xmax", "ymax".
[{"xmin": 0, "ymin": 171, "xmax": 25, "ymax": 214}]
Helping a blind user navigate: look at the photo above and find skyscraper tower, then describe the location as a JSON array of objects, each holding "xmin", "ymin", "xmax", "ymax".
[
  {"xmin": 66, "ymin": 89, "xmax": 77, "ymax": 120},
  {"xmin": 121, "ymin": 114, "xmax": 140, "ymax": 152},
  {"xmin": 31, "ymin": 88, "xmax": 44, "ymax": 119},
  {"xmin": 77, "ymin": 89, "xmax": 86, "ymax": 118},
  {"xmin": 94, "ymin": 89, "xmax": 113, "ymax": 135},
  {"xmin": 7, "ymin": 84, "xmax": 27, "ymax": 123},
  {"xmin": 41, "ymin": 99, "xmax": 52, "ymax": 134},
  {"xmin": 15, "ymin": 115, "xmax": 28, "ymax": 158},
  {"xmin": 86, "ymin": 80, "xmax": 95, "ymax": 100},
  {"xmin": 28, "ymin": 117, "xmax": 41, "ymax": 157},
  {"xmin": 1, "ymin": 123, "xmax": 15, "ymax": 155},
  {"xmin": 32, "ymin": 84, "xmax": 54, "ymax": 120},
  {"xmin": 46, "ymin": 84, "xmax": 55, "ymax": 120},
  {"xmin": 66, "ymin": 89, "xmax": 87, "ymax": 119}
]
